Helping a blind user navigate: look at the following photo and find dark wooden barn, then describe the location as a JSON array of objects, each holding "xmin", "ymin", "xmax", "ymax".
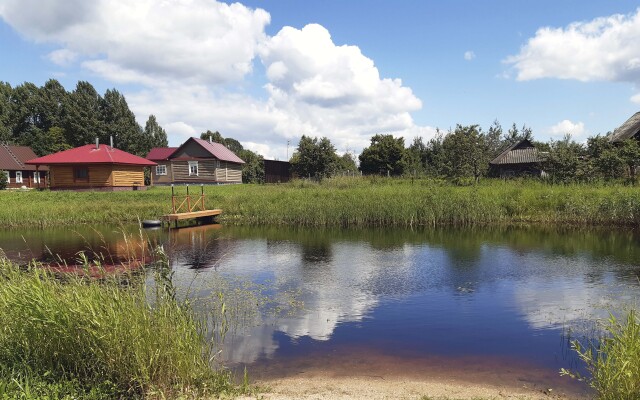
[
  {"xmin": 609, "ymin": 112, "xmax": 640, "ymax": 143},
  {"xmin": 264, "ymin": 159, "xmax": 291, "ymax": 183},
  {"xmin": 489, "ymin": 139, "xmax": 545, "ymax": 178}
]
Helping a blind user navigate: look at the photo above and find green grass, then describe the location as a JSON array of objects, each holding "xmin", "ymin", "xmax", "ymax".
[
  {"xmin": 1, "ymin": 177, "xmax": 640, "ymax": 227},
  {"xmin": 0, "ymin": 252, "xmax": 240, "ymax": 399},
  {"xmin": 561, "ymin": 311, "xmax": 640, "ymax": 400}
]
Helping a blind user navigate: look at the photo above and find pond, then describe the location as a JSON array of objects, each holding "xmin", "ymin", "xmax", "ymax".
[{"xmin": 1, "ymin": 223, "xmax": 639, "ymax": 394}]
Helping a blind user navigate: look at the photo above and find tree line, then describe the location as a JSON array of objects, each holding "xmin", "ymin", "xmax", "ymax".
[
  {"xmin": 0, "ymin": 79, "xmax": 168, "ymax": 157},
  {"xmin": 290, "ymin": 121, "xmax": 640, "ymax": 184}
]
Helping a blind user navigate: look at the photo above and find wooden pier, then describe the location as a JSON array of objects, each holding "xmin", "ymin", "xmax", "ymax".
[{"xmin": 160, "ymin": 184, "xmax": 222, "ymax": 227}]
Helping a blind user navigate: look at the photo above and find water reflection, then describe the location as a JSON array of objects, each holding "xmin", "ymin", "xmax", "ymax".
[{"xmin": 1, "ymin": 224, "xmax": 639, "ymax": 373}]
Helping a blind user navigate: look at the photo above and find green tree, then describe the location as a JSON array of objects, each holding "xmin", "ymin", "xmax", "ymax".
[
  {"xmin": 102, "ymin": 89, "xmax": 143, "ymax": 154},
  {"xmin": 336, "ymin": 152, "xmax": 358, "ymax": 175},
  {"xmin": 0, "ymin": 170, "xmax": 7, "ymax": 190},
  {"xmin": 143, "ymin": 115, "xmax": 168, "ymax": 151},
  {"xmin": 63, "ymin": 81, "xmax": 106, "ymax": 147},
  {"xmin": 403, "ymin": 137, "xmax": 428, "ymax": 176},
  {"xmin": 291, "ymin": 135, "xmax": 339, "ymax": 179},
  {"xmin": 0, "ymin": 82, "xmax": 14, "ymax": 143},
  {"xmin": 441, "ymin": 125, "xmax": 489, "ymax": 182},
  {"xmin": 358, "ymin": 134, "xmax": 406, "ymax": 176},
  {"xmin": 39, "ymin": 79, "xmax": 68, "ymax": 133},
  {"xmin": 544, "ymin": 135, "xmax": 587, "ymax": 183},
  {"xmin": 200, "ymin": 130, "xmax": 224, "ymax": 143},
  {"xmin": 619, "ymin": 138, "xmax": 640, "ymax": 183},
  {"xmin": 237, "ymin": 148, "xmax": 264, "ymax": 183}
]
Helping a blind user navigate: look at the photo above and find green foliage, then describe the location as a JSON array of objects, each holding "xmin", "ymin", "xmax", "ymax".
[
  {"xmin": 290, "ymin": 135, "xmax": 339, "ymax": 179},
  {"xmin": 359, "ymin": 134, "xmax": 406, "ymax": 175},
  {"xmin": 63, "ymin": 81, "xmax": 107, "ymax": 147},
  {"xmin": 441, "ymin": 125, "xmax": 489, "ymax": 182},
  {"xmin": 544, "ymin": 135, "xmax": 588, "ymax": 183},
  {"xmin": 561, "ymin": 311, "xmax": 640, "ymax": 400},
  {"xmin": 0, "ymin": 171, "xmax": 7, "ymax": 190},
  {"xmin": 0, "ymin": 254, "xmax": 237, "ymax": 398},
  {"xmin": 143, "ymin": 114, "xmax": 168, "ymax": 154}
]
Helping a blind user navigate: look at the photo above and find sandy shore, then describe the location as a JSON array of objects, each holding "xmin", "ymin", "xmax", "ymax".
[{"xmin": 237, "ymin": 347, "xmax": 590, "ymax": 399}]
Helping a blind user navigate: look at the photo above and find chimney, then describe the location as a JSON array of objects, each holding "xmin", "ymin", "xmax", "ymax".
[
  {"xmin": 209, "ymin": 136, "xmax": 212, "ymax": 144},
  {"xmin": 95, "ymin": 138, "xmax": 99, "ymax": 149},
  {"xmin": 110, "ymin": 135, "xmax": 114, "ymax": 148}
]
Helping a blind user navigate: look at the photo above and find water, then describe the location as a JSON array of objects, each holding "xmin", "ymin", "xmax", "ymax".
[{"xmin": 1, "ymin": 224, "xmax": 639, "ymax": 392}]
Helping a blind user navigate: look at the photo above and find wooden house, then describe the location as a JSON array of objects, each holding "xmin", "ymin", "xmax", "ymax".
[
  {"xmin": 489, "ymin": 139, "xmax": 545, "ymax": 178},
  {"xmin": 26, "ymin": 142, "xmax": 156, "ymax": 191},
  {"xmin": 146, "ymin": 137, "xmax": 244, "ymax": 185},
  {"xmin": 264, "ymin": 159, "xmax": 291, "ymax": 183},
  {"xmin": 0, "ymin": 144, "xmax": 48, "ymax": 189},
  {"xmin": 609, "ymin": 112, "xmax": 640, "ymax": 143}
]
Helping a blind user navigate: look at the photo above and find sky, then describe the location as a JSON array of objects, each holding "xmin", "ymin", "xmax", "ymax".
[{"xmin": 1, "ymin": 0, "xmax": 640, "ymax": 159}]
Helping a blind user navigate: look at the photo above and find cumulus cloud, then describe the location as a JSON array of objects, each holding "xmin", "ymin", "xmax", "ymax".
[
  {"xmin": 548, "ymin": 119, "xmax": 586, "ymax": 139},
  {"xmin": 505, "ymin": 8, "xmax": 640, "ymax": 85},
  {"xmin": 464, "ymin": 51, "xmax": 475, "ymax": 61},
  {"xmin": 0, "ymin": 1, "xmax": 435, "ymax": 158}
]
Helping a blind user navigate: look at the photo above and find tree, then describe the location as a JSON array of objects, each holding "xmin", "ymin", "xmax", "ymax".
[
  {"xmin": 485, "ymin": 119, "xmax": 504, "ymax": 159},
  {"xmin": 0, "ymin": 170, "xmax": 6, "ymax": 190},
  {"xmin": 544, "ymin": 135, "xmax": 587, "ymax": 183},
  {"xmin": 102, "ymin": 89, "xmax": 143, "ymax": 155},
  {"xmin": 358, "ymin": 134, "xmax": 406, "ymax": 175},
  {"xmin": 290, "ymin": 135, "xmax": 339, "ymax": 179},
  {"xmin": 336, "ymin": 152, "xmax": 358, "ymax": 175},
  {"xmin": 63, "ymin": 81, "xmax": 106, "ymax": 147},
  {"xmin": 237, "ymin": 148, "xmax": 264, "ymax": 183},
  {"xmin": 0, "ymin": 82, "xmax": 13, "ymax": 143},
  {"xmin": 440, "ymin": 125, "xmax": 489, "ymax": 182},
  {"xmin": 200, "ymin": 130, "xmax": 224, "ymax": 143},
  {"xmin": 619, "ymin": 139, "xmax": 640, "ymax": 183},
  {"xmin": 143, "ymin": 115, "xmax": 168, "ymax": 151}
]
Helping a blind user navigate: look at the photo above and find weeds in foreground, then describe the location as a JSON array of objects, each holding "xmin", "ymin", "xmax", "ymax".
[
  {"xmin": 0, "ymin": 250, "xmax": 240, "ymax": 398},
  {"xmin": 561, "ymin": 311, "xmax": 640, "ymax": 400}
]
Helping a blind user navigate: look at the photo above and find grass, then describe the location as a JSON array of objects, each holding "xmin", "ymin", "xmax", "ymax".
[
  {"xmin": 0, "ymin": 250, "xmax": 242, "ymax": 399},
  {"xmin": 1, "ymin": 177, "xmax": 640, "ymax": 228},
  {"xmin": 561, "ymin": 311, "xmax": 640, "ymax": 400}
]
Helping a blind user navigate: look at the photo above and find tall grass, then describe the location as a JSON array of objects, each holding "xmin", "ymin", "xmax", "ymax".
[
  {"xmin": 0, "ymin": 252, "xmax": 237, "ymax": 398},
  {"xmin": 561, "ymin": 311, "xmax": 640, "ymax": 399},
  {"xmin": 1, "ymin": 177, "xmax": 640, "ymax": 227}
]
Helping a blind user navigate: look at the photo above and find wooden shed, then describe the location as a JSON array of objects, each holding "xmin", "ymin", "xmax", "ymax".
[
  {"xmin": 0, "ymin": 144, "xmax": 48, "ymax": 188},
  {"xmin": 146, "ymin": 137, "xmax": 244, "ymax": 185},
  {"xmin": 489, "ymin": 139, "xmax": 545, "ymax": 178},
  {"xmin": 609, "ymin": 112, "xmax": 640, "ymax": 143},
  {"xmin": 264, "ymin": 159, "xmax": 291, "ymax": 183},
  {"xmin": 26, "ymin": 143, "xmax": 156, "ymax": 191}
]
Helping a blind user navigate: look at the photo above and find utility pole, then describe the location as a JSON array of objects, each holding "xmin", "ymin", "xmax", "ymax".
[{"xmin": 286, "ymin": 140, "xmax": 290, "ymax": 160}]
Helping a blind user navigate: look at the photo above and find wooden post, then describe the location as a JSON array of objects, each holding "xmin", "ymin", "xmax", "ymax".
[
  {"xmin": 186, "ymin": 184, "xmax": 191, "ymax": 212},
  {"xmin": 201, "ymin": 184, "xmax": 204, "ymax": 211},
  {"xmin": 171, "ymin": 184, "xmax": 176, "ymax": 213}
]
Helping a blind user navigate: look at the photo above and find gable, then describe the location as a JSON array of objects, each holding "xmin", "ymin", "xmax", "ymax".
[{"xmin": 171, "ymin": 139, "xmax": 217, "ymax": 160}]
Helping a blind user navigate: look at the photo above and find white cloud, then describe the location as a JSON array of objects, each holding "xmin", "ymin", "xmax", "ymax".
[
  {"xmin": 506, "ymin": 8, "xmax": 640, "ymax": 87},
  {"xmin": 0, "ymin": 1, "xmax": 435, "ymax": 159},
  {"xmin": 548, "ymin": 119, "xmax": 586, "ymax": 139},
  {"xmin": 631, "ymin": 93, "xmax": 640, "ymax": 104},
  {"xmin": 464, "ymin": 51, "xmax": 475, "ymax": 61}
]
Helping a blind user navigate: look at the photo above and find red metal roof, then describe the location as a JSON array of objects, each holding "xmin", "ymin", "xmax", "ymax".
[
  {"xmin": 191, "ymin": 138, "xmax": 245, "ymax": 164},
  {"xmin": 26, "ymin": 144, "xmax": 157, "ymax": 166},
  {"xmin": 0, "ymin": 145, "xmax": 48, "ymax": 171},
  {"xmin": 146, "ymin": 147, "xmax": 178, "ymax": 161}
]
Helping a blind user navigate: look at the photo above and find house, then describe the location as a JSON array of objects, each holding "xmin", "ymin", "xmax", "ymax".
[
  {"xmin": 0, "ymin": 144, "xmax": 49, "ymax": 188},
  {"xmin": 609, "ymin": 112, "xmax": 640, "ymax": 143},
  {"xmin": 26, "ymin": 141, "xmax": 156, "ymax": 191},
  {"xmin": 489, "ymin": 139, "xmax": 545, "ymax": 178},
  {"xmin": 146, "ymin": 137, "xmax": 244, "ymax": 185},
  {"xmin": 264, "ymin": 159, "xmax": 291, "ymax": 183}
]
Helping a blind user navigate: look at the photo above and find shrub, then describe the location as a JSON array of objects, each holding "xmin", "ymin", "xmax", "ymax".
[{"xmin": 0, "ymin": 171, "xmax": 7, "ymax": 190}]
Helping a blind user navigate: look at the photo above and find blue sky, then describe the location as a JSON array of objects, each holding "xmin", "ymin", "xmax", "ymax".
[{"xmin": 1, "ymin": 0, "xmax": 640, "ymax": 159}]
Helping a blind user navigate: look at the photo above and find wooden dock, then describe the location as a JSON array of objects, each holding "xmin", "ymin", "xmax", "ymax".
[{"xmin": 161, "ymin": 184, "xmax": 222, "ymax": 227}]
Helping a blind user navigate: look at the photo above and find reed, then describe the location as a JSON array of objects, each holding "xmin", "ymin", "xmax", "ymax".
[
  {"xmin": 1, "ymin": 177, "xmax": 640, "ymax": 227},
  {"xmin": 561, "ymin": 311, "xmax": 640, "ymax": 399},
  {"xmin": 0, "ymin": 252, "xmax": 238, "ymax": 398}
]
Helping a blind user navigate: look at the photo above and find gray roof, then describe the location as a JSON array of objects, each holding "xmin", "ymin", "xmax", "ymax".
[
  {"xmin": 490, "ymin": 139, "xmax": 543, "ymax": 165},
  {"xmin": 609, "ymin": 112, "xmax": 640, "ymax": 143}
]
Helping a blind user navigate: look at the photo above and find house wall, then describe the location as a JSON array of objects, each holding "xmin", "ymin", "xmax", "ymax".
[
  {"xmin": 5, "ymin": 170, "xmax": 48, "ymax": 189},
  {"xmin": 171, "ymin": 141, "xmax": 211, "ymax": 159},
  {"xmin": 151, "ymin": 162, "xmax": 172, "ymax": 184},
  {"xmin": 169, "ymin": 160, "xmax": 242, "ymax": 184},
  {"xmin": 490, "ymin": 163, "xmax": 542, "ymax": 178},
  {"xmin": 50, "ymin": 164, "xmax": 145, "ymax": 189}
]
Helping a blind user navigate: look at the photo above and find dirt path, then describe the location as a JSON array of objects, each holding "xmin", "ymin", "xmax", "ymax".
[{"xmin": 238, "ymin": 348, "xmax": 590, "ymax": 399}]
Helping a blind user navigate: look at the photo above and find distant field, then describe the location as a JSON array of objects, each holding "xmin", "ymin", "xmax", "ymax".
[{"xmin": 1, "ymin": 177, "xmax": 639, "ymax": 228}]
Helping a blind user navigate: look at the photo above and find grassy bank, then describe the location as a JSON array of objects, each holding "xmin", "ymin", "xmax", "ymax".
[
  {"xmin": 1, "ymin": 177, "xmax": 640, "ymax": 228},
  {"xmin": 0, "ymin": 254, "xmax": 239, "ymax": 399}
]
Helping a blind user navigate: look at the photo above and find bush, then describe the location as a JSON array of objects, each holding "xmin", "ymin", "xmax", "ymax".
[
  {"xmin": 0, "ymin": 171, "xmax": 7, "ymax": 190},
  {"xmin": 561, "ymin": 311, "xmax": 640, "ymax": 399}
]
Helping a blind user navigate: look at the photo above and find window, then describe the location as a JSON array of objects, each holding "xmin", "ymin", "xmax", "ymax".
[
  {"xmin": 4, "ymin": 171, "xmax": 9, "ymax": 184},
  {"xmin": 33, "ymin": 171, "xmax": 40, "ymax": 183},
  {"xmin": 15, "ymin": 171, "xmax": 22, "ymax": 184},
  {"xmin": 188, "ymin": 161, "xmax": 198, "ymax": 176},
  {"xmin": 156, "ymin": 165, "xmax": 167, "ymax": 176},
  {"xmin": 74, "ymin": 167, "xmax": 89, "ymax": 182}
]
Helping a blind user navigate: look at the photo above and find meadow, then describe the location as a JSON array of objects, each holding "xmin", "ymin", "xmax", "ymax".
[{"xmin": 1, "ymin": 177, "xmax": 640, "ymax": 228}]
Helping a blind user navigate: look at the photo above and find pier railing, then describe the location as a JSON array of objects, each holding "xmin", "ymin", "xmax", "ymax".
[{"xmin": 171, "ymin": 184, "xmax": 205, "ymax": 214}]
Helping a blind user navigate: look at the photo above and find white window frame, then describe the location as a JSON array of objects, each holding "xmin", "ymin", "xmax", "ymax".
[
  {"xmin": 156, "ymin": 165, "xmax": 167, "ymax": 176},
  {"xmin": 33, "ymin": 171, "xmax": 40, "ymax": 183},
  {"xmin": 15, "ymin": 171, "xmax": 22, "ymax": 184},
  {"xmin": 4, "ymin": 171, "xmax": 9, "ymax": 183},
  {"xmin": 188, "ymin": 161, "xmax": 199, "ymax": 176}
]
